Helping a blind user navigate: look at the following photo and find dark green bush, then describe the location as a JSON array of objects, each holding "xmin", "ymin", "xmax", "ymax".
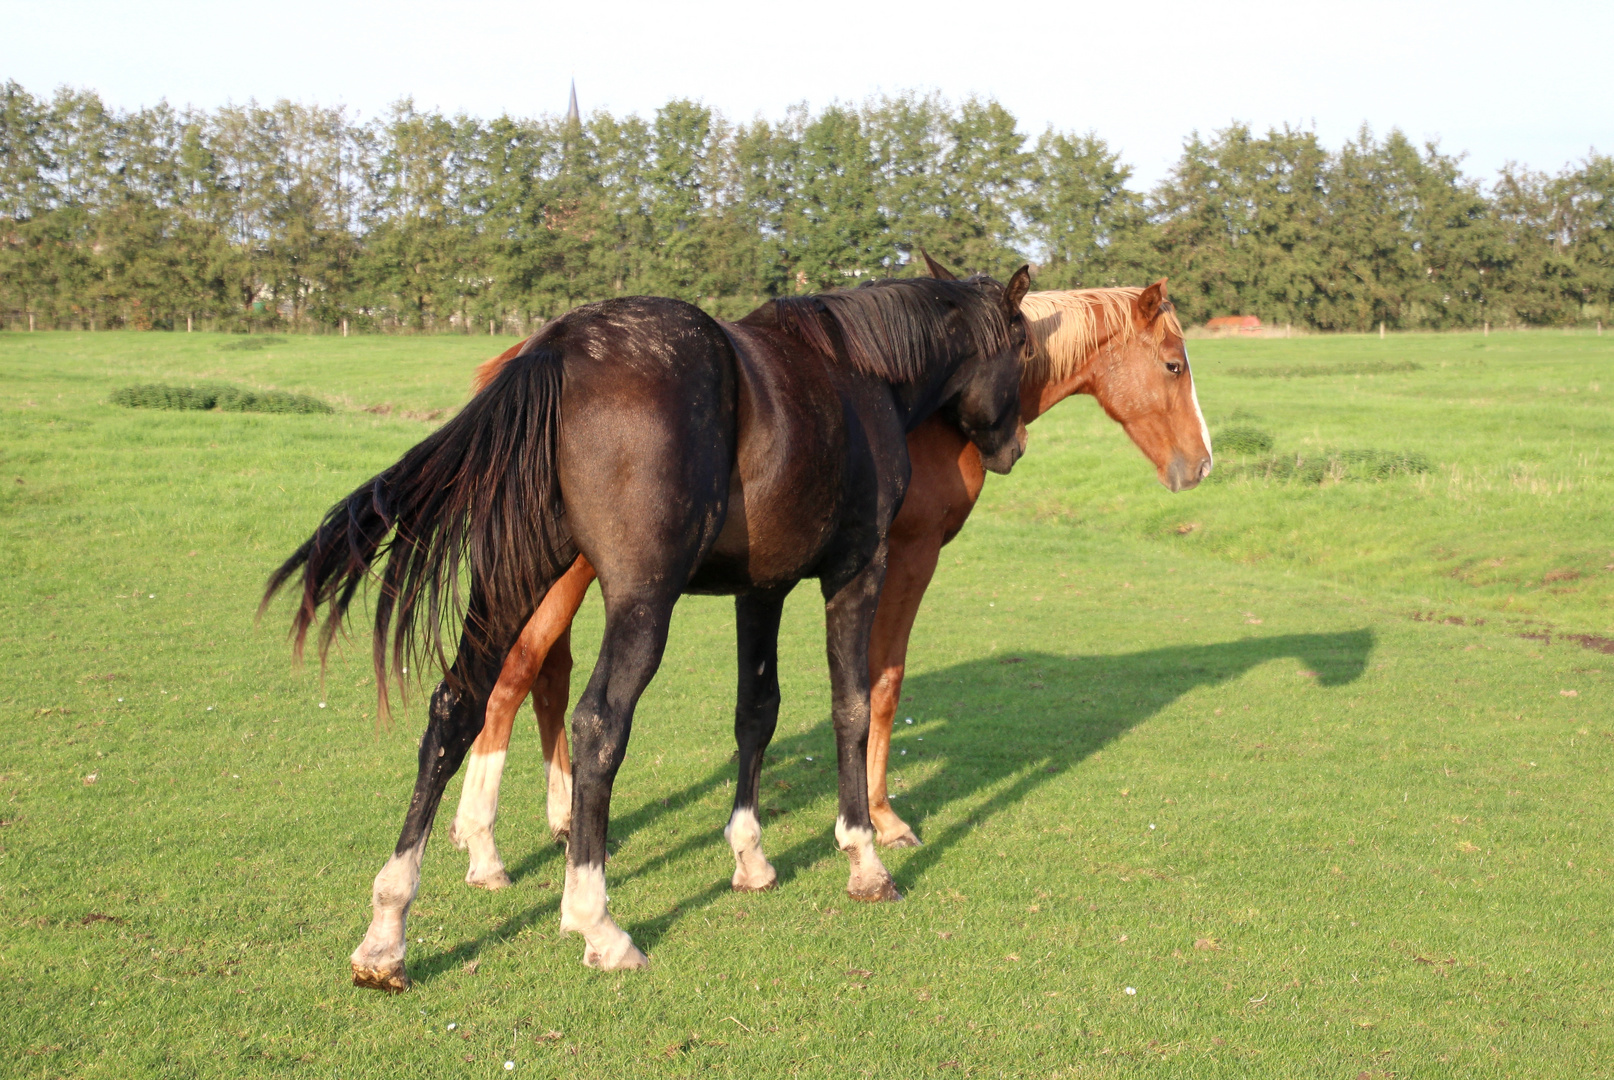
[
  {"xmin": 1211, "ymin": 449, "xmax": 1431, "ymax": 484},
  {"xmin": 1215, "ymin": 425, "xmax": 1276, "ymax": 455},
  {"xmin": 1226, "ymin": 360, "xmax": 1423, "ymax": 378},
  {"xmin": 109, "ymin": 382, "xmax": 333, "ymax": 414},
  {"xmin": 217, "ymin": 336, "xmax": 288, "ymax": 352}
]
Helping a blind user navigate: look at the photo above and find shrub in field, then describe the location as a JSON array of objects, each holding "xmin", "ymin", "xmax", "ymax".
[
  {"xmin": 1214, "ymin": 424, "xmax": 1276, "ymax": 455},
  {"xmin": 109, "ymin": 382, "xmax": 333, "ymax": 414},
  {"xmin": 217, "ymin": 336, "xmax": 289, "ymax": 352},
  {"xmin": 1226, "ymin": 360, "xmax": 1423, "ymax": 378},
  {"xmin": 1213, "ymin": 448, "xmax": 1431, "ymax": 484}
]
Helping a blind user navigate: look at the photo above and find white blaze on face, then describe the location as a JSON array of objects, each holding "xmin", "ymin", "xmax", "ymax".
[
  {"xmin": 559, "ymin": 861, "xmax": 646, "ymax": 970},
  {"xmin": 1185, "ymin": 346, "xmax": 1212, "ymax": 470},
  {"xmin": 725, "ymin": 806, "xmax": 776, "ymax": 891}
]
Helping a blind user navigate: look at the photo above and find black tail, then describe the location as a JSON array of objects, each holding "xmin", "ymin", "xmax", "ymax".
[{"xmin": 260, "ymin": 345, "xmax": 575, "ymax": 718}]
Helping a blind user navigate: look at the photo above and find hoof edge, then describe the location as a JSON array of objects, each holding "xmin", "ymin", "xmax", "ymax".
[
  {"xmin": 351, "ymin": 963, "xmax": 410, "ymax": 993},
  {"xmin": 848, "ymin": 879, "xmax": 902, "ymax": 903}
]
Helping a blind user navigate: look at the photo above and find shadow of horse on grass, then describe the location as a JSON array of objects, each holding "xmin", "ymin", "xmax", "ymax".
[{"xmin": 412, "ymin": 628, "xmax": 1371, "ymax": 978}]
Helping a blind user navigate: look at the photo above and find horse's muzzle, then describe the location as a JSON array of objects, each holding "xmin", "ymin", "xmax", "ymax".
[
  {"xmin": 1164, "ymin": 452, "xmax": 1214, "ymax": 492},
  {"xmin": 979, "ymin": 423, "xmax": 1028, "ymax": 475}
]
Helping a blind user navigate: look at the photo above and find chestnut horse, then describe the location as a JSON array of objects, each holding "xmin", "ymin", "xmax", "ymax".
[
  {"xmin": 265, "ymin": 274, "xmax": 1031, "ymax": 982},
  {"xmin": 446, "ymin": 270, "xmax": 1210, "ymax": 892}
]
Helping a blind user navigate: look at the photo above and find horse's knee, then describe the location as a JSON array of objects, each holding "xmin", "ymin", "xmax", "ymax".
[
  {"xmin": 427, "ymin": 681, "xmax": 483, "ymax": 757},
  {"xmin": 430, "ymin": 681, "xmax": 462, "ymax": 723}
]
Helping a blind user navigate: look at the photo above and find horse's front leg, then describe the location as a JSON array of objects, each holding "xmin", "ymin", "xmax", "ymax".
[
  {"xmin": 867, "ymin": 532, "xmax": 942, "ymax": 848},
  {"xmin": 726, "ymin": 587, "xmax": 792, "ymax": 891},
  {"xmin": 351, "ymin": 632, "xmax": 507, "ymax": 991},
  {"xmin": 823, "ymin": 562, "xmax": 901, "ymax": 902}
]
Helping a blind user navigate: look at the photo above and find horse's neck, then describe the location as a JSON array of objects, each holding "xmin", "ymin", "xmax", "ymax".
[
  {"xmin": 1022, "ymin": 301, "xmax": 1134, "ymax": 423},
  {"xmin": 888, "ymin": 348, "xmax": 974, "ymax": 432}
]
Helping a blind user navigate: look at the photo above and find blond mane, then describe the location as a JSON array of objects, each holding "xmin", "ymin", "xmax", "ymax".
[{"xmin": 1019, "ymin": 287, "xmax": 1184, "ymax": 385}]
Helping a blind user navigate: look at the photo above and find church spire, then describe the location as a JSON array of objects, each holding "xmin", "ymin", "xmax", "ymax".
[{"xmin": 565, "ymin": 79, "xmax": 580, "ymax": 128}]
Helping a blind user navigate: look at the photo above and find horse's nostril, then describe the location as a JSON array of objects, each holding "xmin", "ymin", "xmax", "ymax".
[{"xmin": 1198, "ymin": 457, "xmax": 1213, "ymax": 480}]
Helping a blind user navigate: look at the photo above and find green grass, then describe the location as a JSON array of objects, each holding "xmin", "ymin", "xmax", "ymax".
[{"xmin": 1, "ymin": 329, "xmax": 1611, "ymax": 1078}]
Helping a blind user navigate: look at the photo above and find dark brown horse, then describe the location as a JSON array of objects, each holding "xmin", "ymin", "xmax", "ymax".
[
  {"xmin": 445, "ymin": 267, "xmax": 1212, "ymax": 888},
  {"xmin": 264, "ymin": 271, "xmax": 1031, "ymax": 983}
]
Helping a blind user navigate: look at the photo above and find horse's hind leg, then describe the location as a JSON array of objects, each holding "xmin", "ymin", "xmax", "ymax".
[
  {"xmin": 451, "ymin": 666, "xmax": 525, "ymax": 891},
  {"xmin": 559, "ymin": 588, "xmax": 679, "ymax": 970},
  {"xmin": 451, "ymin": 557, "xmax": 594, "ymax": 887},
  {"xmin": 726, "ymin": 587, "xmax": 791, "ymax": 892},
  {"xmin": 823, "ymin": 564, "xmax": 900, "ymax": 902},
  {"xmin": 535, "ymin": 630, "xmax": 575, "ymax": 839},
  {"xmin": 350, "ymin": 628, "xmax": 508, "ymax": 991}
]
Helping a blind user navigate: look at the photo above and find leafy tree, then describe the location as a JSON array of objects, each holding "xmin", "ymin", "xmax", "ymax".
[
  {"xmin": 787, "ymin": 106, "xmax": 892, "ymax": 290},
  {"xmin": 1024, "ymin": 128, "xmax": 1144, "ymax": 288},
  {"xmin": 0, "ymin": 81, "xmax": 1605, "ymax": 334}
]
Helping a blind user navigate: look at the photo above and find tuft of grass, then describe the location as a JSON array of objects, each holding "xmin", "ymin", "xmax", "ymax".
[
  {"xmin": 109, "ymin": 382, "xmax": 333, "ymax": 414},
  {"xmin": 1213, "ymin": 423, "xmax": 1275, "ymax": 455},
  {"xmin": 1226, "ymin": 359, "xmax": 1423, "ymax": 378},
  {"xmin": 1211, "ymin": 447, "xmax": 1432, "ymax": 484},
  {"xmin": 216, "ymin": 336, "xmax": 289, "ymax": 352}
]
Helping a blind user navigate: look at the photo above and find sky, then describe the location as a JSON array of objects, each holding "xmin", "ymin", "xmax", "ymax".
[{"xmin": 4, "ymin": 0, "xmax": 1611, "ymax": 190}]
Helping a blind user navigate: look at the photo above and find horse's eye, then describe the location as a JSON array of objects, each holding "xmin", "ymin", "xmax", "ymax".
[{"xmin": 1165, "ymin": 361, "xmax": 1183, "ymax": 375}]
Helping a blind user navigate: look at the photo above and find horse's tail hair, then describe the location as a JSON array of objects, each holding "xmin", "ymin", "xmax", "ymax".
[{"xmin": 260, "ymin": 345, "xmax": 574, "ymax": 719}]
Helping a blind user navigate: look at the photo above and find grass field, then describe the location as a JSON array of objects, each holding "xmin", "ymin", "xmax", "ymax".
[{"xmin": 2, "ymin": 328, "xmax": 1611, "ymax": 1078}]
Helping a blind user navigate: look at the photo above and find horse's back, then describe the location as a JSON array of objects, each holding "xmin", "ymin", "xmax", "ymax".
[
  {"xmin": 547, "ymin": 296, "xmax": 738, "ymax": 594},
  {"xmin": 689, "ymin": 318, "xmax": 905, "ymax": 593}
]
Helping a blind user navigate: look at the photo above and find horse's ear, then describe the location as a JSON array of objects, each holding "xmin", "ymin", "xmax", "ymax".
[
  {"xmin": 1003, "ymin": 264, "xmax": 1032, "ymax": 312},
  {"xmin": 920, "ymin": 249, "xmax": 958, "ymax": 281},
  {"xmin": 1139, "ymin": 278, "xmax": 1171, "ymax": 324}
]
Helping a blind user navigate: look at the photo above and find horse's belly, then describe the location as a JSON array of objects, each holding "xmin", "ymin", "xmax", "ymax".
[
  {"xmin": 688, "ymin": 347, "xmax": 851, "ymax": 591},
  {"xmin": 700, "ymin": 474, "xmax": 839, "ymax": 581}
]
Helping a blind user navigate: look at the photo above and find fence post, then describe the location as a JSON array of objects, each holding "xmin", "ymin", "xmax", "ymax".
[
  {"xmin": 341, "ymin": 318, "xmax": 349, "ymax": 338},
  {"xmin": 1378, "ymin": 321, "xmax": 1385, "ymax": 340},
  {"xmin": 490, "ymin": 319, "xmax": 495, "ymax": 336},
  {"xmin": 186, "ymin": 314, "xmax": 193, "ymax": 333},
  {"xmin": 1483, "ymin": 322, "xmax": 1489, "ymax": 336},
  {"xmin": 28, "ymin": 312, "xmax": 34, "ymax": 332}
]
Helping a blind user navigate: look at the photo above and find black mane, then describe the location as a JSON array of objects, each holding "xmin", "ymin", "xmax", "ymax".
[{"xmin": 770, "ymin": 276, "xmax": 1011, "ymax": 384}]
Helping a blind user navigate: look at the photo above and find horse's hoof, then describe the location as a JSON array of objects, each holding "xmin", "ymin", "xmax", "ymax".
[
  {"xmin": 583, "ymin": 942, "xmax": 649, "ymax": 971},
  {"xmin": 466, "ymin": 869, "xmax": 513, "ymax": 891},
  {"xmin": 351, "ymin": 962, "xmax": 410, "ymax": 993},
  {"xmin": 848, "ymin": 878, "xmax": 902, "ymax": 903},
  {"xmin": 732, "ymin": 879, "xmax": 776, "ymax": 893},
  {"xmin": 879, "ymin": 830, "xmax": 921, "ymax": 849}
]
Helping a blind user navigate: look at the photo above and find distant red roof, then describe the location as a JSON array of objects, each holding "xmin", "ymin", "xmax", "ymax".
[{"xmin": 1205, "ymin": 316, "xmax": 1262, "ymax": 332}]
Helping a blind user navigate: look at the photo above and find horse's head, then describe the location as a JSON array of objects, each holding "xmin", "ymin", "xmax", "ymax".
[
  {"xmin": 1105, "ymin": 281, "xmax": 1212, "ymax": 490},
  {"xmin": 925, "ymin": 253, "xmax": 1032, "ymax": 475},
  {"xmin": 1060, "ymin": 280, "xmax": 1212, "ymax": 492}
]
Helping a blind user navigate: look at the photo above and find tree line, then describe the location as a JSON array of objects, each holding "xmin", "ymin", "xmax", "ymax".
[{"xmin": 2, "ymin": 80, "xmax": 1609, "ymax": 334}]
